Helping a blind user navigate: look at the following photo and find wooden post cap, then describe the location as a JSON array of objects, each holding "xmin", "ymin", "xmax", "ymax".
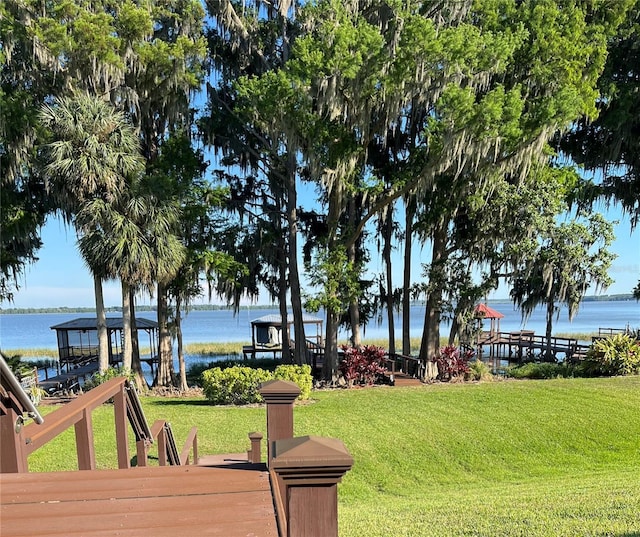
[
  {"xmin": 259, "ymin": 380, "xmax": 300, "ymax": 402},
  {"xmin": 271, "ymin": 435, "xmax": 353, "ymax": 483}
]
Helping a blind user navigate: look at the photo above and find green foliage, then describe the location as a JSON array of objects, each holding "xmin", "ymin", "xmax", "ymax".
[
  {"xmin": 201, "ymin": 366, "xmax": 272, "ymax": 405},
  {"xmin": 583, "ymin": 333, "xmax": 640, "ymax": 376},
  {"xmin": 201, "ymin": 364, "xmax": 313, "ymax": 404},
  {"xmin": 510, "ymin": 210, "xmax": 616, "ymax": 333},
  {"xmin": 273, "ymin": 365, "xmax": 313, "ymax": 400},
  {"xmin": 84, "ymin": 366, "xmax": 135, "ymax": 390},
  {"xmin": 507, "ymin": 362, "xmax": 578, "ymax": 380},
  {"xmin": 305, "ymin": 247, "xmax": 362, "ymax": 315},
  {"xmin": 468, "ymin": 359, "xmax": 494, "ymax": 381}
]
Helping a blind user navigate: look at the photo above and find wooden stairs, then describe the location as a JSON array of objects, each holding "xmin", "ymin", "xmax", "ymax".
[{"xmin": 1, "ymin": 358, "xmax": 353, "ymax": 537}]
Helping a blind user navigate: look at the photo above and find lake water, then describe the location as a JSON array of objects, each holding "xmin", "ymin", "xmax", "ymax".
[{"xmin": 1, "ymin": 300, "xmax": 638, "ymax": 353}]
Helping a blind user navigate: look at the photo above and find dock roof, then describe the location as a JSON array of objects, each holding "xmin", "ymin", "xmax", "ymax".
[{"xmin": 50, "ymin": 317, "xmax": 158, "ymax": 331}]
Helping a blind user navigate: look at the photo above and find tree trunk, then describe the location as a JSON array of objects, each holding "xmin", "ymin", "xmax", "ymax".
[
  {"xmin": 448, "ymin": 311, "xmax": 460, "ymax": 346},
  {"xmin": 419, "ymin": 292, "xmax": 443, "ymax": 362},
  {"xmin": 278, "ymin": 285, "xmax": 292, "ymax": 364},
  {"xmin": 383, "ymin": 210, "xmax": 395, "ymax": 355},
  {"xmin": 348, "ymin": 300, "xmax": 361, "ymax": 347},
  {"xmin": 129, "ymin": 290, "xmax": 146, "ymax": 391},
  {"xmin": 418, "ymin": 223, "xmax": 447, "ymax": 364},
  {"xmin": 347, "ymin": 198, "xmax": 361, "ymax": 347},
  {"xmin": 286, "ymin": 150, "xmax": 307, "ymax": 365},
  {"xmin": 154, "ymin": 282, "xmax": 175, "ymax": 387},
  {"xmin": 94, "ymin": 273, "xmax": 110, "ymax": 373},
  {"xmin": 402, "ymin": 200, "xmax": 415, "ymax": 356},
  {"xmin": 322, "ymin": 309, "xmax": 340, "ymax": 381},
  {"xmin": 176, "ymin": 296, "xmax": 188, "ymax": 392},
  {"xmin": 121, "ymin": 281, "xmax": 132, "ymax": 372},
  {"xmin": 544, "ymin": 297, "xmax": 555, "ymax": 361}
]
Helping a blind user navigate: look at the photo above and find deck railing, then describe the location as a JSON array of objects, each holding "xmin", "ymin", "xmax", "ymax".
[
  {"xmin": 386, "ymin": 352, "xmax": 425, "ymax": 378},
  {"xmin": 0, "ymin": 376, "xmax": 197, "ymax": 473}
]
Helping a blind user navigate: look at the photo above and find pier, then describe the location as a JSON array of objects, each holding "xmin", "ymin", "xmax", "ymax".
[{"xmin": 474, "ymin": 330, "xmax": 590, "ymax": 364}]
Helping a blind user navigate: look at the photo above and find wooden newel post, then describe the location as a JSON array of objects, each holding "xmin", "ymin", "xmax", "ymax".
[
  {"xmin": 259, "ymin": 380, "xmax": 300, "ymax": 463},
  {"xmin": 271, "ymin": 435, "xmax": 354, "ymax": 537},
  {"xmin": 248, "ymin": 431, "xmax": 263, "ymax": 464},
  {"xmin": 0, "ymin": 392, "xmax": 29, "ymax": 473}
]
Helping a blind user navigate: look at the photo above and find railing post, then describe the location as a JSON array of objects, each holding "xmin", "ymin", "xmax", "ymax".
[
  {"xmin": 157, "ymin": 428, "xmax": 168, "ymax": 466},
  {"xmin": 248, "ymin": 431, "xmax": 263, "ymax": 464},
  {"xmin": 136, "ymin": 439, "xmax": 148, "ymax": 467},
  {"xmin": 0, "ymin": 392, "xmax": 29, "ymax": 473},
  {"xmin": 74, "ymin": 407, "xmax": 96, "ymax": 470},
  {"xmin": 259, "ymin": 380, "xmax": 300, "ymax": 464},
  {"xmin": 113, "ymin": 381, "xmax": 130, "ymax": 469},
  {"xmin": 271, "ymin": 435, "xmax": 353, "ymax": 537}
]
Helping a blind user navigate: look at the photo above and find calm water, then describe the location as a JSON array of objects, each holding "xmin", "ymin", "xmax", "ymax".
[{"xmin": 1, "ymin": 300, "xmax": 638, "ymax": 353}]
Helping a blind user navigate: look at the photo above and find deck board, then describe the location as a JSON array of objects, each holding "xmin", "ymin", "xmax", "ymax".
[{"xmin": 1, "ymin": 465, "xmax": 278, "ymax": 537}]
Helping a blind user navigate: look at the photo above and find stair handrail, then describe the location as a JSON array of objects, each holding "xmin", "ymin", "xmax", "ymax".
[
  {"xmin": 2, "ymin": 375, "xmax": 198, "ymax": 472},
  {"xmin": 0, "ymin": 353, "xmax": 44, "ymax": 426}
]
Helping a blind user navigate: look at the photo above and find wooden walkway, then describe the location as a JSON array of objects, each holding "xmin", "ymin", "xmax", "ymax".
[
  {"xmin": 0, "ymin": 464, "xmax": 277, "ymax": 537},
  {"xmin": 391, "ymin": 372, "xmax": 422, "ymax": 387}
]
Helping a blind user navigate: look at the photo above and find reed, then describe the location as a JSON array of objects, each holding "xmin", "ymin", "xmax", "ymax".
[
  {"xmin": 183, "ymin": 342, "xmax": 247, "ymax": 356},
  {"xmin": 4, "ymin": 348, "xmax": 58, "ymax": 359}
]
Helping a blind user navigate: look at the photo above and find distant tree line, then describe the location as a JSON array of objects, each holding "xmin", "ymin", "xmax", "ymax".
[
  {"xmin": 2, "ymin": 0, "xmax": 639, "ymax": 386},
  {"xmin": 1, "ymin": 294, "xmax": 635, "ymax": 317}
]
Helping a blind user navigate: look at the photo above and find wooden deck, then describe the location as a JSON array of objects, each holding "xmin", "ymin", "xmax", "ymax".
[{"xmin": 0, "ymin": 464, "xmax": 278, "ymax": 537}]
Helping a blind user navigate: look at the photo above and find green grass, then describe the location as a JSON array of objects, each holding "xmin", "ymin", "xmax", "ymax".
[{"xmin": 27, "ymin": 376, "xmax": 640, "ymax": 536}]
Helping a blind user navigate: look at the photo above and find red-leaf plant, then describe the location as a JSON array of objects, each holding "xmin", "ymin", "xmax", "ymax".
[
  {"xmin": 339, "ymin": 344, "xmax": 388, "ymax": 386},
  {"xmin": 432, "ymin": 345, "xmax": 474, "ymax": 382}
]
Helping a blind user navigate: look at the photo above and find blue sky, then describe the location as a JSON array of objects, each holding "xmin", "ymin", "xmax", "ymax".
[{"xmin": 2, "ymin": 199, "xmax": 638, "ymax": 309}]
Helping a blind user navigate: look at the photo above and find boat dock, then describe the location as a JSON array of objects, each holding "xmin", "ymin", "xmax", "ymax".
[{"xmin": 474, "ymin": 330, "xmax": 590, "ymax": 363}]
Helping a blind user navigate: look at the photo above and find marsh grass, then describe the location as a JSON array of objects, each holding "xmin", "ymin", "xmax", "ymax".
[{"xmin": 27, "ymin": 376, "xmax": 640, "ymax": 536}]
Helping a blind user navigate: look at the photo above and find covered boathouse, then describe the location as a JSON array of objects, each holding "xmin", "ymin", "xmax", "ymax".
[
  {"xmin": 46, "ymin": 317, "xmax": 159, "ymax": 388},
  {"xmin": 243, "ymin": 313, "xmax": 324, "ymax": 360}
]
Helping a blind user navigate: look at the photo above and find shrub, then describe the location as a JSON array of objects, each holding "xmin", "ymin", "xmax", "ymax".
[
  {"xmin": 432, "ymin": 345, "xmax": 473, "ymax": 382},
  {"xmin": 201, "ymin": 366, "xmax": 272, "ymax": 405},
  {"xmin": 468, "ymin": 359, "xmax": 493, "ymax": 381},
  {"xmin": 506, "ymin": 362, "xmax": 576, "ymax": 380},
  {"xmin": 273, "ymin": 364, "xmax": 313, "ymax": 400},
  {"xmin": 84, "ymin": 366, "xmax": 135, "ymax": 390},
  {"xmin": 188, "ymin": 358, "xmax": 282, "ymax": 386},
  {"xmin": 582, "ymin": 334, "xmax": 640, "ymax": 377},
  {"xmin": 201, "ymin": 364, "xmax": 313, "ymax": 404},
  {"xmin": 339, "ymin": 345, "xmax": 387, "ymax": 386}
]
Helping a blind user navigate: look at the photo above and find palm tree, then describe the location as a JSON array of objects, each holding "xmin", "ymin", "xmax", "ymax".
[
  {"xmin": 76, "ymin": 188, "xmax": 185, "ymax": 387},
  {"xmin": 39, "ymin": 92, "xmax": 143, "ymax": 373}
]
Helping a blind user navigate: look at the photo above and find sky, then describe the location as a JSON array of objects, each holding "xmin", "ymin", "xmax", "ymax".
[{"xmin": 2, "ymin": 200, "xmax": 639, "ymax": 310}]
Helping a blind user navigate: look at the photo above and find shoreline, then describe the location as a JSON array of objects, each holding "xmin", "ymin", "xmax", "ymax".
[{"xmin": 4, "ymin": 330, "xmax": 603, "ymax": 360}]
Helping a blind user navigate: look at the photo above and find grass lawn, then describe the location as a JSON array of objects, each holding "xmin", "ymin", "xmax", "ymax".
[{"xmin": 29, "ymin": 376, "xmax": 640, "ymax": 536}]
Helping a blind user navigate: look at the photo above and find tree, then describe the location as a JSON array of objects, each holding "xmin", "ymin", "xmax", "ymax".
[
  {"xmin": 39, "ymin": 92, "xmax": 143, "ymax": 372},
  {"xmin": 203, "ymin": 0, "xmax": 310, "ymax": 365},
  {"xmin": 510, "ymin": 213, "xmax": 615, "ymax": 360},
  {"xmin": 75, "ymin": 187, "xmax": 184, "ymax": 387},
  {"xmin": 150, "ymin": 133, "xmax": 244, "ymax": 391},
  {"xmin": 269, "ymin": 0, "xmax": 631, "ymax": 375},
  {"xmin": 5, "ymin": 0, "xmax": 206, "ymax": 387},
  {"xmin": 558, "ymin": 1, "xmax": 640, "ymax": 292},
  {"xmin": 0, "ymin": 0, "xmax": 65, "ymax": 301}
]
